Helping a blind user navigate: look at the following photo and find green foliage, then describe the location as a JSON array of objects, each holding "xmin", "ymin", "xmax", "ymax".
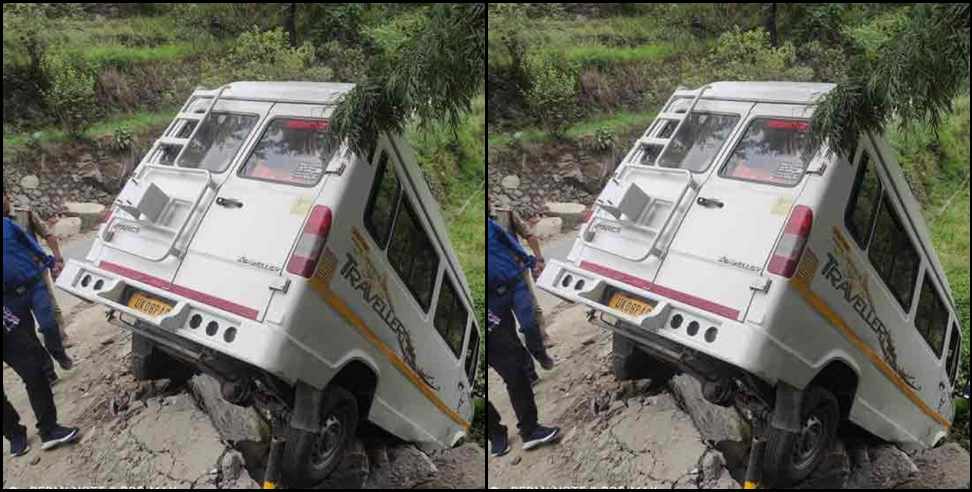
[
  {"xmin": 41, "ymin": 50, "xmax": 99, "ymax": 137},
  {"xmin": 689, "ymin": 28, "xmax": 814, "ymax": 86},
  {"xmin": 563, "ymin": 42, "xmax": 674, "ymax": 67},
  {"xmin": 525, "ymin": 50, "xmax": 580, "ymax": 132},
  {"xmin": 110, "ymin": 126, "xmax": 135, "ymax": 152},
  {"xmin": 812, "ymin": 4, "xmax": 970, "ymax": 160},
  {"xmin": 203, "ymin": 27, "xmax": 332, "ymax": 86}
]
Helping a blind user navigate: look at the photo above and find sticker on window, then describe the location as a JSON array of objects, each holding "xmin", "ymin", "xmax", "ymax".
[
  {"xmin": 240, "ymin": 119, "xmax": 335, "ymax": 186},
  {"xmin": 721, "ymin": 119, "xmax": 814, "ymax": 186}
]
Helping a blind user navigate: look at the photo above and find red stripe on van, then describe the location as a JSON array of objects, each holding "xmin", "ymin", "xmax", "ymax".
[
  {"xmin": 580, "ymin": 261, "xmax": 741, "ymax": 320},
  {"xmin": 100, "ymin": 261, "xmax": 260, "ymax": 321}
]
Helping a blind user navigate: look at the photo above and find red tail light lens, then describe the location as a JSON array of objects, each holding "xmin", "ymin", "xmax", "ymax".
[
  {"xmin": 768, "ymin": 206, "xmax": 813, "ymax": 278},
  {"xmin": 287, "ymin": 205, "xmax": 333, "ymax": 278}
]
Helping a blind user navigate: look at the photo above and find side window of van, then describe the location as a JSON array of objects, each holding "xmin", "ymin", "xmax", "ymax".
[
  {"xmin": 239, "ymin": 119, "xmax": 334, "ymax": 187},
  {"xmin": 720, "ymin": 119, "xmax": 813, "ymax": 187},
  {"xmin": 465, "ymin": 327, "xmax": 480, "ymax": 384},
  {"xmin": 387, "ymin": 196, "xmax": 440, "ymax": 312},
  {"xmin": 915, "ymin": 274, "xmax": 949, "ymax": 358},
  {"xmin": 434, "ymin": 277, "xmax": 469, "ymax": 358},
  {"xmin": 845, "ymin": 153, "xmax": 883, "ymax": 248},
  {"xmin": 364, "ymin": 152, "xmax": 400, "ymax": 250},
  {"xmin": 868, "ymin": 200, "xmax": 920, "ymax": 311},
  {"xmin": 945, "ymin": 324, "xmax": 961, "ymax": 384}
]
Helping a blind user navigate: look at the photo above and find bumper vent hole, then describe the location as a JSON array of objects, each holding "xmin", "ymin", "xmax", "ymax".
[
  {"xmin": 224, "ymin": 327, "xmax": 237, "ymax": 343},
  {"xmin": 94, "ymin": 279, "xmax": 104, "ymax": 291},
  {"xmin": 687, "ymin": 322, "xmax": 700, "ymax": 337},
  {"xmin": 575, "ymin": 280, "xmax": 585, "ymax": 291},
  {"xmin": 671, "ymin": 315, "xmax": 684, "ymax": 329},
  {"xmin": 81, "ymin": 275, "xmax": 92, "ymax": 288},
  {"xmin": 189, "ymin": 315, "xmax": 203, "ymax": 329},
  {"xmin": 562, "ymin": 275, "xmax": 574, "ymax": 288},
  {"xmin": 206, "ymin": 321, "xmax": 219, "ymax": 337},
  {"xmin": 705, "ymin": 328, "xmax": 718, "ymax": 343}
]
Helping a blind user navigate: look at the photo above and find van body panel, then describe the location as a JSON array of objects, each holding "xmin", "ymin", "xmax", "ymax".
[{"xmin": 539, "ymin": 82, "xmax": 962, "ymax": 451}]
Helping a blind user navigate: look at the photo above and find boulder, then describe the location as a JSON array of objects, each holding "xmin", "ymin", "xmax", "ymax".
[
  {"xmin": 846, "ymin": 443, "xmax": 919, "ymax": 489},
  {"xmin": 896, "ymin": 443, "xmax": 971, "ymax": 490},
  {"xmin": 20, "ymin": 175, "xmax": 40, "ymax": 190},
  {"xmin": 364, "ymin": 444, "xmax": 438, "ymax": 489},
  {"xmin": 533, "ymin": 217, "xmax": 563, "ymax": 239},
  {"xmin": 545, "ymin": 202, "xmax": 588, "ymax": 229},
  {"xmin": 51, "ymin": 217, "xmax": 82, "ymax": 239},
  {"xmin": 668, "ymin": 375, "xmax": 747, "ymax": 444},
  {"xmin": 795, "ymin": 440, "xmax": 852, "ymax": 489},
  {"xmin": 63, "ymin": 202, "xmax": 107, "ymax": 230},
  {"xmin": 501, "ymin": 175, "xmax": 521, "ymax": 190},
  {"xmin": 188, "ymin": 375, "xmax": 269, "ymax": 443}
]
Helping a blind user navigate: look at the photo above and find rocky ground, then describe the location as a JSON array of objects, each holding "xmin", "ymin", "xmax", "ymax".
[
  {"xmin": 2, "ymin": 237, "xmax": 486, "ymax": 489},
  {"xmin": 487, "ymin": 302, "xmax": 971, "ymax": 489}
]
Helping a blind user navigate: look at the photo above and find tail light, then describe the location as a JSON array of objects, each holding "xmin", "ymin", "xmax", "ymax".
[
  {"xmin": 287, "ymin": 206, "xmax": 333, "ymax": 278},
  {"xmin": 768, "ymin": 206, "xmax": 813, "ymax": 278}
]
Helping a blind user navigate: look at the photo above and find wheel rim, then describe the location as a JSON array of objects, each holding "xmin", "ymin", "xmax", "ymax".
[
  {"xmin": 792, "ymin": 413, "xmax": 826, "ymax": 469},
  {"xmin": 310, "ymin": 415, "xmax": 344, "ymax": 471}
]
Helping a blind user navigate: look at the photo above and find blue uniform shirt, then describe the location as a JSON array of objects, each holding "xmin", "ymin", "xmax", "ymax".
[{"xmin": 3, "ymin": 217, "xmax": 53, "ymax": 292}]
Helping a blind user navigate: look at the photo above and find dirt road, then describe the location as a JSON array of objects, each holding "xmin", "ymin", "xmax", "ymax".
[{"xmin": 486, "ymin": 304, "xmax": 739, "ymax": 489}]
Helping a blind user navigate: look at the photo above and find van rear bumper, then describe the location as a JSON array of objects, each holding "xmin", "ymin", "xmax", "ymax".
[
  {"xmin": 537, "ymin": 259, "xmax": 809, "ymax": 386},
  {"xmin": 55, "ymin": 259, "xmax": 309, "ymax": 385}
]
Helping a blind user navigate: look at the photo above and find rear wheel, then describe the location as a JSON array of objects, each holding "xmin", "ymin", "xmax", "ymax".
[
  {"xmin": 763, "ymin": 386, "xmax": 840, "ymax": 488},
  {"xmin": 611, "ymin": 332, "xmax": 678, "ymax": 384},
  {"xmin": 282, "ymin": 386, "xmax": 359, "ymax": 488},
  {"xmin": 130, "ymin": 333, "xmax": 196, "ymax": 384}
]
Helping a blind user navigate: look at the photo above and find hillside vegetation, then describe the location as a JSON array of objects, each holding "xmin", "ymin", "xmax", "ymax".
[
  {"xmin": 488, "ymin": 3, "xmax": 969, "ymax": 443},
  {"xmin": 3, "ymin": 3, "xmax": 485, "ymax": 445}
]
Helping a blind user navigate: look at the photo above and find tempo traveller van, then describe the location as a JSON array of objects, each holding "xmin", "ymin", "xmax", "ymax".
[
  {"xmin": 538, "ymin": 82, "xmax": 965, "ymax": 487},
  {"xmin": 56, "ymin": 82, "xmax": 481, "ymax": 486}
]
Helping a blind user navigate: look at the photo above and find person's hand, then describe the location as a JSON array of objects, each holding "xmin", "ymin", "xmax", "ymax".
[
  {"xmin": 52, "ymin": 257, "xmax": 65, "ymax": 278},
  {"xmin": 532, "ymin": 257, "xmax": 546, "ymax": 280}
]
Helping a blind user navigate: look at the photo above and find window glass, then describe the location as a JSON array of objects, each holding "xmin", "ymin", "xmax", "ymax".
[
  {"xmin": 721, "ymin": 119, "xmax": 813, "ymax": 187},
  {"xmin": 434, "ymin": 278, "xmax": 469, "ymax": 358},
  {"xmin": 869, "ymin": 200, "xmax": 920, "ymax": 311},
  {"xmin": 465, "ymin": 327, "xmax": 480, "ymax": 384},
  {"xmin": 388, "ymin": 197, "xmax": 440, "ymax": 311},
  {"xmin": 179, "ymin": 112, "xmax": 259, "ymax": 173},
  {"xmin": 915, "ymin": 274, "xmax": 949, "ymax": 359},
  {"xmin": 846, "ymin": 153, "xmax": 882, "ymax": 248},
  {"xmin": 364, "ymin": 152, "xmax": 400, "ymax": 249},
  {"xmin": 945, "ymin": 324, "xmax": 960, "ymax": 384},
  {"xmin": 656, "ymin": 113, "xmax": 740, "ymax": 173},
  {"xmin": 239, "ymin": 118, "xmax": 334, "ymax": 186}
]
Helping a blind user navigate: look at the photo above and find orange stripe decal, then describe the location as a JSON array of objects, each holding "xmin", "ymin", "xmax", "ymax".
[
  {"xmin": 308, "ymin": 273, "xmax": 471, "ymax": 432},
  {"xmin": 792, "ymin": 253, "xmax": 951, "ymax": 430}
]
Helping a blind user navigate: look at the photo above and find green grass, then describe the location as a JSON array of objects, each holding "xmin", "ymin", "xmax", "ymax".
[
  {"xmin": 564, "ymin": 110, "xmax": 657, "ymax": 140},
  {"xmin": 563, "ymin": 42, "xmax": 675, "ymax": 66},
  {"xmin": 70, "ymin": 42, "xmax": 201, "ymax": 68},
  {"xmin": 3, "ymin": 107, "xmax": 179, "ymax": 152}
]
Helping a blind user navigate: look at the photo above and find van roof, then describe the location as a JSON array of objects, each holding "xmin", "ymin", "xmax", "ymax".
[
  {"xmin": 687, "ymin": 81, "xmax": 837, "ymax": 105},
  {"xmin": 201, "ymin": 81, "xmax": 356, "ymax": 105}
]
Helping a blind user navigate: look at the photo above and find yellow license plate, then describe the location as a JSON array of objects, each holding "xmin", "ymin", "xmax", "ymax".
[
  {"xmin": 608, "ymin": 293, "xmax": 654, "ymax": 317},
  {"xmin": 128, "ymin": 292, "xmax": 173, "ymax": 317}
]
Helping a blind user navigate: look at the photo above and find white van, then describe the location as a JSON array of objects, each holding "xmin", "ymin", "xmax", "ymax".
[
  {"xmin": 55, "ymin": 82, "xmax": 481, "ymax": 486},
  {"xmin": 538, "ymin": 82, "xmax": 965, "ymax": 486}
]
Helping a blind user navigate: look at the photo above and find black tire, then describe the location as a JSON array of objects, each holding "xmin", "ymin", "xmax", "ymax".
[
  {"xmin": 611, "ymin": 332, "xmax": 677, "ymax": 383},
  {"xmin": 282, "ymin": 386, "xmax": 359, "ymax": 488},
  {"xmin": 130, "ymin": 333, "xmax": 196, "ymax": 384},
  {"xmin": 763, "ymin": 386, "xmax": 841, "ymax": 488}
]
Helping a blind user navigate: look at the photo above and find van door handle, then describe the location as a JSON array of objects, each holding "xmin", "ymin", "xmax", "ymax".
[
  {"xmin": 216, "ymin": 197, "xmax": 244, "ymax": 209},
  {"xmin": 697, "ymin": 197, "xmax": 724, "ymax": 209}
]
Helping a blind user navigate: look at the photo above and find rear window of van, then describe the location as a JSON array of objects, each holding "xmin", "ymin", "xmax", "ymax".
[
  {"xmin": 721, "ymin": 119, "xmax": 814, "ymax": 187},
  {"xmin": 239, "ymin": 118, "xmax": 335, "ymax": 187}
]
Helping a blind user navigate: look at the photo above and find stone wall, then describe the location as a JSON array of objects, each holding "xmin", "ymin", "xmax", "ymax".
[{"xmin": 488, "ymin": 148, "xmax": 616, "ymax": 219}]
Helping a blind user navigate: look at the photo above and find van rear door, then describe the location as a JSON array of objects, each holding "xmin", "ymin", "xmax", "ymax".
[
  {"xmin": 173, "ymin": 103, "xmax": 341, "ymax": 321},
  {"xmin": 97, "ymin": 99, "xmax": 271, "ymax": 285},
  {"xmin": 655, "ymin": 103, "xmax": 817, "ymax": 321}
]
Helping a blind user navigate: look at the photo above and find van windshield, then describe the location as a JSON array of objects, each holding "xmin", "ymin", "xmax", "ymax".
[
  {"xmin": 239, "ymin": 118, "xmax": 335, "ymax": 187},
  {"xmin": 721, "ymin": 119, "xmax": 814, "ymax": 187},
  {"xmin": 179, "ymin": 112, "xmax": 259, "ymax": 173},
  {"xmin": 657, "ymin": 112, "xmax": 740, "ymax": 173}
]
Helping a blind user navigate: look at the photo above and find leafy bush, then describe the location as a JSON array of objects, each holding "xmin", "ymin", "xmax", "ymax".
[
  {"xmin": 525, "ymin": 51, "xmax": 580, "ymax": 131},
  {"xmin": 203, "ymin": 27, "xmax": 332, "ymax": 86},
  {"xmin": 41, "ymin": 50, "xmax": 99, "ymax": 137},
  {"xmin": 690, "ymin": 28, "xmax": 814, "ymax": 85}
]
